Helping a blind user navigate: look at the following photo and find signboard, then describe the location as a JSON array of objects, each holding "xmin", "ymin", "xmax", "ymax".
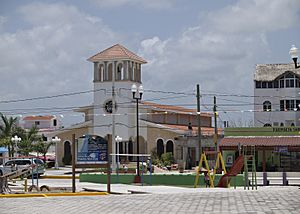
[
  {"xmin": 274, "ymin": 146, "xmax": 288, "ymax": 153},
  {"xmin": 76, "ymin": 135, "xmax": 108, "ymax": 165}
]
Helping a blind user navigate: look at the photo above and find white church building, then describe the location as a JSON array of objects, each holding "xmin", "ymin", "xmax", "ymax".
[{"xmin": 53, "ymin": 44, "xmax": 219, "ymax": 169}]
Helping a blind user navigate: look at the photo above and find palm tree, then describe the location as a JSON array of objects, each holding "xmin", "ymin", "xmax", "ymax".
[
  {"xmin": 0, "ymin": 113, "xmax": 18, "ymax": 157},
  {"xmin": 17, "ymin": 126, "xmax": 42, "ymax": 156},
  {"xmin": 33, "ymin": 141, "xmax": 54, "ymax": 161}
]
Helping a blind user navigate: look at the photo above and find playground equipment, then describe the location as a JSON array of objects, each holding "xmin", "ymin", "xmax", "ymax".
[
  {"xmin": 217, "ymin": 155, "xmax": 244, "ymax": 188},
  {"xmin": 243, "ymin": 145, "xmax": 257, "ymax": 190},
  {"xmin": 194, "ymin": 152, "xmax": 226, "ymax": 188},
  {"xmin": 194, "ymin": 146, "xmax": 257, "ymax": 189},
  {"xmin": 217, "ymin": 145, "xmax": 257, "ymax": 189}
]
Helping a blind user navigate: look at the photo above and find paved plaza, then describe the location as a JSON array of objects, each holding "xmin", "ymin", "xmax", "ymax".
[{"xmin": 1, "ymin": 186, "xmax": 299, "ymax": 214}]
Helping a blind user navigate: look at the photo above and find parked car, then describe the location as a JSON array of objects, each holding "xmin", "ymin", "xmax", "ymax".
[{"xmin": 0, "ymin": 158, "xmax": 45, "ymax": 177}]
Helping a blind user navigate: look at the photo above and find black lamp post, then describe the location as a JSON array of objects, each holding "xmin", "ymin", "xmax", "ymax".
[
  {"xmin": 289, "ymin": 45, "xmax": 299, "ymax": 69},
  {"xmin": 131, "ymin": 84, "xmax": 143, "ymax": 182}
]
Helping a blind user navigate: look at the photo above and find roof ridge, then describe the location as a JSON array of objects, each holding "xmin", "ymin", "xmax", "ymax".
[{"xmin": 87, "ymin": 44, "xmax": 147, "ymax": 63}]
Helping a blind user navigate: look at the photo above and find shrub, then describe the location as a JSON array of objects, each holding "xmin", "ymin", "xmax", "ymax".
[{"xmin": 161, "ymin": 152, "xmax": 174, "ymax": 167}]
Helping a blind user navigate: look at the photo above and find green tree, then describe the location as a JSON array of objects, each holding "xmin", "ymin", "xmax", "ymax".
[
  {"xmin": 33, "ymin": 141, "xmax": 54, "ymax": 161},
  {"xmin": 161, "ymin": 152, "xmax": 174, "ymax": 167},
  {"xmin": 17, "ymin": 126, "xmax": 42, "ymax": 156},
  {"xmin": 151, "ymin": 147, "xmax": 161, "ymax": 166},
  {"xmin": 0, "ymin": 113, "xmax": 18, "ymax": 157}
]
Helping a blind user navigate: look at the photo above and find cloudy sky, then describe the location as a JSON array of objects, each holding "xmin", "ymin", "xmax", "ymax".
[{"xmin": 0, "ymin": 0, "xmax": 299, "ymax": 127}]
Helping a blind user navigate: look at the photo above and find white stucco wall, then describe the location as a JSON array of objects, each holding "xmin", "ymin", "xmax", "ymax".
[{"xmin": 254, "ymin": 86, "xmax": 300, "ymax": 126}]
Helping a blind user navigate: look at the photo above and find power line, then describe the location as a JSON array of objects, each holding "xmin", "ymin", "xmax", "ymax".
[
  {"xmin": 2, "ymin": 85, "xmax": 300, "ymax": 105},
  {"xmin": 0, "ymin": 89, "xmax": 103, "ymax": 104}
]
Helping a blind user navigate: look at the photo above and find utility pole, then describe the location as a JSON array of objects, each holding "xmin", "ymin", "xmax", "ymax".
[
  {"xmin": 111, "ymin": 61, "xmax": 116, "ymax": 172},
  {"xmin": 71, "ymin": 134, "xmax": 76, "ymax": 193},
  {"xmin": 196, "ymin": 84, "xmax": 202, "ymax": 161},
  {"xmin": 213, "ymin": 96, "xmax": 218, "ymax": 152}
]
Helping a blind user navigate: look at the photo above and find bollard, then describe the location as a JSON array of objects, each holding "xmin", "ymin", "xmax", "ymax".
[
  {"xmin": 282, "ymin": 172, "xmax": 288, "ymax": 186},
  {"xmin": 24, "ymin": 178, "xmax": 28, "ymax": 192},
  {"xmin": 263, "ymin": 172, "xmax": 268, "ymax": 186},
  {"xmin": 0, "ymin": 177, "xmax": 3, "ymax": 194}
]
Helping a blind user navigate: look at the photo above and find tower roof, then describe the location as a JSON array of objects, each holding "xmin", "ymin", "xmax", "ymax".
[{"xmin": 88, "ymin": 44, "xmax": 147, "ymax": 64}]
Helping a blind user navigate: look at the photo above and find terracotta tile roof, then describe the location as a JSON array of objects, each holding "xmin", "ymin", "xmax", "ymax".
[
  {"xmin": 142, "ymin": 101, "xmax": 212, "ymax": 117},
  {"xmin": 143, "ymin": 120, "xmax": 220, "ymax": 135},
  {"xmin": 23, "ymin": 115, "xmax": 55, "ymax": 121},
  {"xmin": 88, "ymin": 44, "xmax": 147, "ymax": 64},
  {"xmin": 220, "ymin": 136, "xmax": 300, "ymax": 147}
]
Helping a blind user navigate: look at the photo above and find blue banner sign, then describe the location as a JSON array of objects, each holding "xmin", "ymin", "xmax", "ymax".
[
  {"xmin": 274, "ymin": 146, "xmax": 288, "ymax": 153},
  {"xmin": 76, "ymin": 135, "xmax": 108, "ymax": 164}
]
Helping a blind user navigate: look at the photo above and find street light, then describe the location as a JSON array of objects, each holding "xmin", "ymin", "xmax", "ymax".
[
  {"xmin": 115, "ymin": 135, "xmax": 122, "ymax": 167},
  {"xmin": 11, "ymin": 135, "xmax": 21, "ymax": 157},
  {"xmin": 289, "ymin": 45, "xmax": 299, "ymax": 69},
  {"xmin": 52, "ymin": 136, "xmax": 61, "ymax": 169},
  {"xmin": 131, "ymin": 84, "xmax": 143, "ymax": 182}
]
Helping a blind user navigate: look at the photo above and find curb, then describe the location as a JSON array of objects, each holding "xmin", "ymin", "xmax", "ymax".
[
  {"xmin": 40, "ymin": 175, "xmax": 79, "ymax": 179},
  {"xmin": 0, "ymin": 192, "xmax": 108, "ymax": 198}
]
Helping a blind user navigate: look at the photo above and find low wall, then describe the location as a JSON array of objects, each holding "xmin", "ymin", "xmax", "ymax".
[{"xmin": 80, "ymin": 173, "xmax": 245, "ymax": 187}]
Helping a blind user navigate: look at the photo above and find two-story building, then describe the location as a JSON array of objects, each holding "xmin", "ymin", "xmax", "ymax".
[{"xmin": 254, "ymin": 63, "xmax": 300, "ymax": 127}]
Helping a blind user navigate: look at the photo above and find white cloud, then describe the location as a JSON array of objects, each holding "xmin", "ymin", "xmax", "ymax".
[
  {"xmin": 1, "ymin": 0, "xmax": 299, "ymax": 126},
  {"xmin": 90, "ymin": 0, "xmax": 176, "ymax": 9},
  {"xmin": 0, "ymin": 2, "xmax": 118, "ymax": 96},
  {"xmin": 0, "ymin": 2, "xmax": 121, "ymax": 125},
  {"xmin": 0, "ymin": 16, "xmax": 7, "ymax": 32},
  {"xmin": 139, "ymin": 0, "xmax": 300, "ymax": 104},
  {"xmin": 206, "ymin": 0, "xmax": 300, "ymax": 33},
  {"xmin": 0, "ymin": 16, "xmax": 6, "ymax": 25}
]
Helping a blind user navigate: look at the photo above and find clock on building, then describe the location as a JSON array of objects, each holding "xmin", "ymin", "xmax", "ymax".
[{"xmin": 104, "ymin": 100, "xmax": 116, "ymax": 113}]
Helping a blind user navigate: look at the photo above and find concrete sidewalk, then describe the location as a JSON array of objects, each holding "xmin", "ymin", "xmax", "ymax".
[{"xmin": 9, "ymin": 177, "xmax": 299, "ymax": 195}]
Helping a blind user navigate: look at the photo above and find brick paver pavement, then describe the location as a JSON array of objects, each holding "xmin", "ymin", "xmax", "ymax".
[{"xmin": 1, "ymin": 186, "xmax": 299, "ymax": 214}]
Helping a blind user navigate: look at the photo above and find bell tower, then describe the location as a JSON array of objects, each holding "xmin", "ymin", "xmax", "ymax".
[{"xmin": 87, "ymin": 44, "xmax": 147, "ymax": 141}]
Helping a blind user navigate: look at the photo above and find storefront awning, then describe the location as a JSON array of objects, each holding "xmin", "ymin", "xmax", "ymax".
[{"xmin": 220, "ymin": 136, "xmax": 300, "ymax": 149}]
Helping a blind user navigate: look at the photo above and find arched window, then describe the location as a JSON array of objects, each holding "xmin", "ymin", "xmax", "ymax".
[
  {"xmin": 263, "ymin": 101, "xmax": 272, "ymax": 111},
  {"xmin": 132, "ymin": 63, "xmax": 136, "ymax": 81},
  {"xmin": 296, "ymin": 76, "xmax": 300, "ymax": 88},
  {"xmin": 116, "ymin": 63, "xmax": 123, "ymax": 80},
  {"xmin": 99, "ymin": 64, "xmax": 104, "ymax": 81},
  {"xmin": 263, "ymin": 123, "xmax": 272, "ymax": 127},
  {"xmin": 156, "ymin": 139, "xmax": 164, "ymax": 157},
  {"xmin": 276, "ymin": 72, "xmax": 300, "ymax": 88},
  {"xmin": 166, "ymin": 140, "xmax": 174, "ymax": 155},
  {"xmin": 103, "ymin": 64, "xmax": 111, "ymax": 81},
  {"xmin": 94, "ymin": 64, "xmax": 102, "ymax": 82},
  {"xmin": 106, "ymin": 63, "xmax": 112, "ymax": 81},
  {"xmin": 285, "ymin": 73, "xmax": 295, "ymax": 88},
  {"xmin": 280, "ymin": 123, "xmax": 284, "ymax": 127},
  {"xmin": 63, "ymin": 141, "xmax": 71, "ymax": 165},
  {"xmin": 128, "ymin": 140, "xmax": 133, "ymax": 161}
]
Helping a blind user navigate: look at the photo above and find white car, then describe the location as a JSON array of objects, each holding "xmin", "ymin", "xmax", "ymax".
[{"xmin": 0, "ymin": 158, "xmax": 45, "ymax": 177}]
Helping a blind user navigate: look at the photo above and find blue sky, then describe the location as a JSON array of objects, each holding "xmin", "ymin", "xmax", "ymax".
[{"xmin": 0, "ymin": 0, "xmax": 299, "ymax": 127}]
